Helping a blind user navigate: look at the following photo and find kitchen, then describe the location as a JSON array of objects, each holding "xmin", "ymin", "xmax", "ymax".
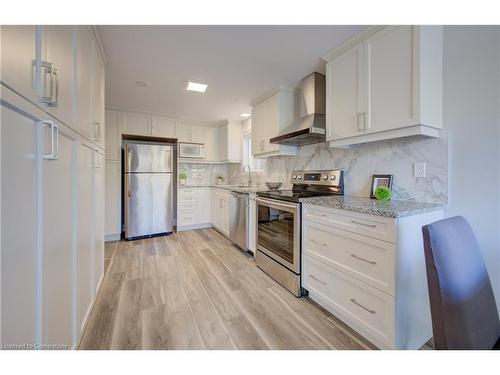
[{"xmin": 1, "ymin": 11, "xmax": 500, "ymax": 370}]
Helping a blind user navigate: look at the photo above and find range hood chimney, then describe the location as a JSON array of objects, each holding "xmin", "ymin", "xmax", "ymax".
[{"xmin": 270, "ymin": 72, "xmax": 326, "ymax": 146}]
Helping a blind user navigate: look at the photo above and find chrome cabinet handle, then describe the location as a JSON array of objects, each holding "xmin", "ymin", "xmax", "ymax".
[
  {"xmin": 36, "ymin": 60, "xmax": 55, "ymax": 104},
  {"xmin": 350, "ymin": 220, "xmax": 377, "ymax": 228},
  {"xmin": 363, "ymin": 112, "xmax": 369, "ymax": 130},
  {"xmin": 51, "ymin": 67, "xmax": 59, "ymax": 105},
  {"xmin": 93, "ymin": 121, "xmax": 101, "ymax": 142},
  {"xmin": 310, "ymin": 239, "xmax": 327, "ymax": 247},
  {"xmin": 93, "ymin": 152, "xmax": 101, "ymax": 168},
  {"xmin": 40, "ymin": 120, "xmax": 59, "ymax": 160},
  {"xmin": 350, "ymin": 298, "xmax": 376, "ymax": 314},
  {"xmin": 357, "ymin": 113, "xmax": 364, "ymax": 132},
  {"xmin": 351, "ymin": 254, "xmax": 376, "ymax": 265},
  {"xmin": 309, "ymin": 274, "xmax": 327, "ymax": 285}
]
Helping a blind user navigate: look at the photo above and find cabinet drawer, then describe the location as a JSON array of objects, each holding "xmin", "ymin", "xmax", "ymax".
[
  {"xmin": 178, "ymin": 211, "xmax": 196, "ymax": 226},
  {"xmin": 303, "ymin": 221, "xmax": 395, "ymax": 295},
  {"xmin": 179, "ymin": 189, "xmax": 197, "ymax": 203},
  {"xmin": 303, "ymin": 205, "xmax": 396, "ymax": 243},
  {"xmin": 179, "ymin": 202, "xmax": 197, "ymax": 212},
  {"xmin": 303, "ymin": 255, "xmax": 395, "ymax": 349}
]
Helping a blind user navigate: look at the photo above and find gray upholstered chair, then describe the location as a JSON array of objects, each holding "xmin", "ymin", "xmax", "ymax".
[{"xmin": 422, "ymin": 216, "xmax": 500, "ymax": 350}]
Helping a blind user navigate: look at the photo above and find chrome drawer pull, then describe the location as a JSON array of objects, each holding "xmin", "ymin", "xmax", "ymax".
[
  {"xmin": 350, "ymin": 298, "xmax": 376, "ymax": 314},
  {"xmin": 350, "ymin": 220, "xmax": 377, "ymax": 228},
  {"xmin": 309, "ymin": 274, "xmax": 327, "ymax": 285},
  {"xmin": 351, "ymin": 254, "xmax": 376, "ymax": 265},
  {"xmin": 310, "ymin": 239, "xmax": 327, "ymax": 247}
]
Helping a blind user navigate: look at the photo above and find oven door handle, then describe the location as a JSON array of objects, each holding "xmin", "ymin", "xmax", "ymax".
[{"xmin": 256, "ymin": 197, "xmax": 299, "ymax": 212}]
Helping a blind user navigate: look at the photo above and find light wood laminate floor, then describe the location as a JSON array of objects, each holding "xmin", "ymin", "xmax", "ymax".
[{"xmin": 79, "ymin": 228, "xmax": 376, "ymax": 350}]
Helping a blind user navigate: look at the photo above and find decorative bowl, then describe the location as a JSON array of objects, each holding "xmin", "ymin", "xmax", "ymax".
[{"xmin": 265, "ymin": 182, "xmax": 282, "ymax": 190}]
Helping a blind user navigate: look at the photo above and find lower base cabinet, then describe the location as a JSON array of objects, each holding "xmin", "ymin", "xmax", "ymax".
[
  {"xmin": 302, "ymin": 204, "xmax": 443, "ymax": 349},
  {"xmin": 211, "ymin": 188, "xmax": 230, "ymax": 236},
  {"xmin": 1, "ymin": 84, "xmax": 105, "ymax": 348}
]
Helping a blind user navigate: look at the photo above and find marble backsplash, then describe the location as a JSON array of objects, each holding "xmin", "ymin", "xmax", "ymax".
[
  {"xmin": 178, "ymin": 163, "xmax": 228, "ymax": 186},
  {"xmin": 227, "ymin": 132, "xmax": 449, "ymax": 204}
]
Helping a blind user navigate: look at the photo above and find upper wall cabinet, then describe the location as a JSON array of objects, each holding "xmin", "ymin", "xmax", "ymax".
[
  {"xmin": 251, "ymin": 89, "xmax": 297, "ymax": 158},
  {"xmin": 105, "ymin": 110, "xmax": 120, "ymax": 160},
  {"xmin": 178, "ymin": 123, "xmax": 205, "ymax": 143},
  {"xmin": 151, "ymin": 116, "xmax": 177, "ymax": 138},
  {"xmin": 325, "ymin": 26, "xmax": 443, "ymax": 148},
  {"xmin": 121, "ymin": 111, "xmax": 151, "ymax": 136},
  {"xmin": 204, "ymin": 126, "xmax": 220, "ymax": 162},
  {"xmin": 91, "ymin": 37, "xmax": 105, "ymax": 148},
  {"xmin": 219, "ymin": 121, "xmax": 242, "ymax": 163}
]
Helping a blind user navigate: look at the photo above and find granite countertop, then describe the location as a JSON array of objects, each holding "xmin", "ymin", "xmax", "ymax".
[{"xmin": 300, "ymin": 195, "xmax": 444, "ymax": 218}]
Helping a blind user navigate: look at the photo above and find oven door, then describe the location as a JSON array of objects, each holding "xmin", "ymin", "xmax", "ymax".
[{"xmin": 255, "ymin": 197, "xmax": 301, "ymax": 274}]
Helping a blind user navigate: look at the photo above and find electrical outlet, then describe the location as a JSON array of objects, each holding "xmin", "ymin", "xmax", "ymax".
[{"xmin": 414, "ymin": 162, "xmax": 426, "ymax": 178}]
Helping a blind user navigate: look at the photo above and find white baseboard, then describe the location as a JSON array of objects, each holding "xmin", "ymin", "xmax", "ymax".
[
  {"xmin": 177, "ymin": 223, "xmax": 212, "ymax": 232},
  {"xmin": 105, "ymin": 234, "xmax": 121, "ymax": 242}
]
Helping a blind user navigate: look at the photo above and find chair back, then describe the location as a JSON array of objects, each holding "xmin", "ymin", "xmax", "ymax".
[{"xmin": 422, "ymin": 216, "xmax": 500, "ymax": 349}]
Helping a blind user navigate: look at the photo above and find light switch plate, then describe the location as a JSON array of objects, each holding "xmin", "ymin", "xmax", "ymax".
[{"xmin": 414, "ymin": 162, "xmax": 426, "ymax": 178}]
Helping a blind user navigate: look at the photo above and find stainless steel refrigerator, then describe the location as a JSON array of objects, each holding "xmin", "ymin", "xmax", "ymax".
[{"xmin": 124, "ymin": 142, "xmax": 174, "ymax": 239}]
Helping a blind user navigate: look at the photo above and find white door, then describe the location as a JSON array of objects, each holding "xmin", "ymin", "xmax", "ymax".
[
  {"xmin": 221, "ymin": 197, "xmax": 229, "ymax": 235},
  {"xmin": 122, "ymin": 112, "xmax": 151, "ymax": 136},
  {"xmin": 197, "ymin": 188, "xmax": 211, "ymax": 224},
  {"xmin": 76, "ymin": 26, "xmax": 93, "ymax": 141},
  {"xmin": 364, "ymin": 26, "xmax": 416, "ymax": 133},
  {"xmin": 105, "ymin": 110, "xmax": 120, "ymax": 160},
  {"xmin": 190, "ymin": 125, "xmax": 205, "ymax": 143},
  {"xmin": 92, "ymin": 151, "xmax": 105, "ymax": 296},
  {"xmin": 91, "ymin": 38, "xmax": 105, "ymax": 147},
  {"xmin": 42, "ymin": 121, "xmax": 77, "ymax": 349},
  {"xmin": 1, "ymin": 102, "xmax": 39, "ymax": 345},
  {"xmin": 0, "ymin": 26, "xmax": 39, "ymax": 104},
  {"xmin": 326, "ymin": 42, "xmax": 364, "ymax": 141},
  {"xmin": 77, "ymin": 142, "xmax": 94, "ymax": 335},
  {"xmin": 41, "ymin": 25, "xmax": 76, "ymax": 128},
  {"xmin": 105, "ymin": 161, "xmax": 121, "ymax": 237},
  {"xmin": 151, "ymin": 116, "xmax": 177, "ymax": 138},
  {"xmin": 205, "ymin": 127, "xmax": 219, "ymax": 161}
]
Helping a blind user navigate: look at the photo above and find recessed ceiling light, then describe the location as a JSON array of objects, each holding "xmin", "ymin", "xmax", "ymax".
[
  {"xmin": 135, "ymin": 80, "xmax": 147, "ymax": 87},
  {"xmin": 187, "ymin": 81, "xmax": 208, "ymax": 93},
  {"xmin": 240, "ymin": 113, "xmax": 251, "ymax": 118}
]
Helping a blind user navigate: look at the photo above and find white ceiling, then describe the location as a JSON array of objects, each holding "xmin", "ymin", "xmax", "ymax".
[{"xmin": 98, "ymin": 25, "xmax": 367, "ymax": 125}]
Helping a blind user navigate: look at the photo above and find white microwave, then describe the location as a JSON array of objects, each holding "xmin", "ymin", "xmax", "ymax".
[{"xmin": 179, "ymin": 142, "xmax": 206, "ymax": 158}]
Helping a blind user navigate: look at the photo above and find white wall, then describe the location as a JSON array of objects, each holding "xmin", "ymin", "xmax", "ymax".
[{"xmin": 443, "ymin": 26, "xmax": 500, "ymax": 310}]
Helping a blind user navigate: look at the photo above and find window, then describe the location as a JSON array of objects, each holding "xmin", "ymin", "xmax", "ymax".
[{"xmin": 242, "ymin": 133, "xmax": 266, "ymax": 172}]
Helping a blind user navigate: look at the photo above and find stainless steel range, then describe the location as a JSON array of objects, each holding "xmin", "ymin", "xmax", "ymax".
[{"xmin": 255, "ymin": 170, "xmax": 344, "ymax": 297}]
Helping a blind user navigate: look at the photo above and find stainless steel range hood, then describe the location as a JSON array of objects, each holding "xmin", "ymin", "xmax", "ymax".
[{"xmin": 270, "ymin": 72, "xmax": 326, "ymax": 146}]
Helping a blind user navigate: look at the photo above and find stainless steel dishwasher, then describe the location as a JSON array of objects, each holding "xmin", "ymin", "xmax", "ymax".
[{"xmin": 229, "ymin": 191, "xmax": 249, "ymax": 250}]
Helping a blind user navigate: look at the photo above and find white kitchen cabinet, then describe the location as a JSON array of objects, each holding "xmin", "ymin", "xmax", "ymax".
[
  {"xmin": 76, "ymin": 26, "xmax": 94, "ymax": 142},
  {"xmin": 251, "ymin": 89, "xmax": 297, "ymax": 158},
  {"xmin": 1, "ymin": 94, "xmax": 39, "ymax": 346},
  {"xmin": 204, "ymin": 126, "xmax": 219, "ymax": 161},
  {"xmin": 325, "ymin": 26, "xmax": 443, "ymax": 147},
  {"xmin": 42, "ymin": 120, "xmax": 78, "ymax": 349},
  {"xmin": 40, "ymin": 25, "xmax": 76, "ymax": 128},
  {"xmin": 105, "ymin": 110, "xmax": 120, "ymax": 160},
  {"xmin": 151, "ymin": 115, "xmax": 177, "ymax": 138},
  {"xmin": 77, "ymin": 142, "xmax": 94, "ymax": 336},
  {"xmin": 0, "ymin": 26, "xmax": 38, "ymax": 104},
  {"xmin": 219, "ymin": 121, "xmax": 242, "ymax": 162},
  {"xmin": 92, "ymin": 151, "xmax": 105, "ymax": 296},
  {"xmin": 177, "ymin": 187, "xmax": 212, "ymax": 230},
  {"xmin": 178, "ymin": 122, "xmax": 205, "ymax": 143},
  {"xmin": 326, "ymin": 42, "xmax": 364, "ymax": 141},
  {"xmin": 302, "ymin": 203, "xmax": 443, "ymax": 349},
  {"xmin": 196, "ymin": 188, "xmax": 211, "ymax": 224},
  {"xmin": 105, "ymin": 161, "xmax": 121, "ymax": 240},
  {"xmin": 121, "ymin": 111, "xmax": 151, "ymax": 136},
  {"xmin": 212, "ymin": 188, "xmax": 230, "ymax": 236},
  {"xmin": 90, "ymin": 37, "xmax": 105, "ymax": 148}
]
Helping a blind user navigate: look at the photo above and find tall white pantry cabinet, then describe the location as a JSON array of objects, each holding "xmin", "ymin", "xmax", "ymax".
[{"xmin": 0, "ymin": 26, "xmax": 106, "ymax": 349}]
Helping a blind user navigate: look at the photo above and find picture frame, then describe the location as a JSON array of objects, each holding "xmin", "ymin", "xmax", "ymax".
[{"xmin": 370, "ymin": 174, "xmax": 393, "ymax": 199}]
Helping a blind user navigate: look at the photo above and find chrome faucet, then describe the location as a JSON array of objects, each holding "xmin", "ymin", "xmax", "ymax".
[{"xmin": 243, "ymin": 164, "xmax": 252, "ymax": 187}]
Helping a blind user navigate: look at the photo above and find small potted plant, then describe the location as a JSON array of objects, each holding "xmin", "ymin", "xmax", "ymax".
[
  {"xmin": 216, "ymin": 175, "xmax": 225, "ymax": 185},
  {"xmin": 179, "ymin": 172, "xmax": 187, "ymax": 186}
]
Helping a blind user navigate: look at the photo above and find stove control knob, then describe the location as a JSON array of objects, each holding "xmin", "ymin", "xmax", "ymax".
[
  {"xmin": 323, "ymin": 175, "xmax": 329, "ymax": 181},
  {"xmin": 330, "ymin": 175, "xmax": 336, "ymax": 181},
  {"xmin": 297, "ymin": 175, "xmax": 302, "ymax": 180},
  {"xmin": 292, "ymin": 175, "xmax": 297, "ymax": 180}
]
